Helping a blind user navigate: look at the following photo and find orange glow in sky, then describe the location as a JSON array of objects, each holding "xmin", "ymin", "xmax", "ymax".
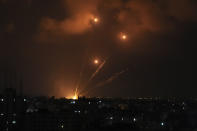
[
  {"xmin": 94, "ymin": 59, "xmax": 99, "ymax": 64},
  {"xmin": 72, "ymin": 94, "xmax": 78, "ymax": 100},
  {"xmin": 120, "ymin": 32, "xmax": 127, "ymax": 40},
  {"xmin": 72, "ymin": 88, "xmax": 78, "ymax": 100},
  {"xmin": 94, "ymin": 18, "xmax": 98, "ymax": 22},
  {"xmin": 122, "ymin": 35, "xmax": 127, "ymax": 40}
]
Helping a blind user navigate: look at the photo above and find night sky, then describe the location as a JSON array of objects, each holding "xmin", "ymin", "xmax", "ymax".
[{"xmin": 0, "ymin": 0, "xmax": 194, "ymax": 98}]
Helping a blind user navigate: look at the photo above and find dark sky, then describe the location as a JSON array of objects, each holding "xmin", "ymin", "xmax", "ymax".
[{"xmin": 0, "ymin": 0, "xmax": 194, "ymax": 98}]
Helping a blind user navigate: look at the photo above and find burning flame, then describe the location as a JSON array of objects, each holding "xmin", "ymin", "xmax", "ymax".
[
  {"xmin": 120, "ymin": 32, "xmax": 127, "ymax": 40},
  {"xmin": 94, "ymin": 59, "xmax": 99, "ymax": 64},
  {"xmin": 72, "ymin": 88, "xmax": 78, "ymax": 100},
  {"xmin": 122, "ymin": 35, "xmax": 127, "ymax": 40},
  {"xmin": 94, "ymin": 18, "xmax": 98, "ymax": 23}
]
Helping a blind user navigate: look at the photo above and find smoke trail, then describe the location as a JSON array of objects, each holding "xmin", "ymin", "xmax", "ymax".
[
  {"xmin": 89, "ymin": 59, "xmax": 106, "ymax": 82},
  {"xmin": 75, "ymin": 62, "xmax": 86, "ymax": 90},
  {"xmin": 79, "ymin": 58, "xmax": 108, "ymax": 95},
  {"xmin": 82, "ymin": 69, "xmax": 128, "ymax": 95},
  {"xmin": 95, "ymin": 69, "xmax": 127, "ymax": 88},
  {"xmin": 74, "ymin": 50, "xmax": 89, "ymax": 95}
]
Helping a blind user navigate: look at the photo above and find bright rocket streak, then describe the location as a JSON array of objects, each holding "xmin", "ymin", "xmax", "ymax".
[
  {"xmin": 82, "ymin": 69, "xmax": 128, "ymax": 95},
  {"xmin": 89, "ymin": 59, "xmax": 106, "ymax": 83},
  {"xmin": 79, "ymin": 59, "xmax": 106, "ymax": 95}
]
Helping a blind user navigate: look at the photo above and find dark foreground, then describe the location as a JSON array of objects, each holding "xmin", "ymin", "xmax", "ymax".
[{"xmin": 1, "ymin": 88, "xmax": 197, "ymax": 131}]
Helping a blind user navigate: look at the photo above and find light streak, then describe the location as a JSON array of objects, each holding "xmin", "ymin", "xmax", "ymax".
[
  {"xmin": 82, "ymin": 69, "xmax": 128, "ymax": 95},
  {"xmin": 79, "ymin": 58, "xmax": 107, "ymax": 95},
  {"xmin": 90, "ymin": 59, "xmax": 106, "ymax": 81}
]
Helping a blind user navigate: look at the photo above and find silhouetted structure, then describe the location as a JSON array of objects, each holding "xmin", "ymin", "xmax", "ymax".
[
  {"xmin": 1, "ymin": 72, "xmax": 197, "ymax": 131},
  {"xmin": 0, "ymin": 72, "xmax": 26, "ymax": 131}
]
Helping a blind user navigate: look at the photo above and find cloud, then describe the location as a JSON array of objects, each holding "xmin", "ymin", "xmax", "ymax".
[
  {"xmin": 36, "ymin": 0, "xmax": 197, "ymax": 43},
  {"xmin": 41, "ymin": 13, "xmax": 94, "ymax": 35},
  {"xmin": 36, "ymin": 0, "xmax": 100, "ymax": 42}
]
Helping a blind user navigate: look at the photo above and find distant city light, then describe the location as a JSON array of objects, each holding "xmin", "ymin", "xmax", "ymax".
[
  {"xmin": 121, "ymin": 117, "xmax": 124, "ymax": 121},
  {"xmin": 70, "ymin": 100, "xmax": 76, "ymax": 104},
  {"xmin": 1, "ymin": 99, "xmax": 4, "ymax": 102},
  {"xmin": 161, "ymin": 122, "xmax": 164, "ymax": 126},
  {"xmin": 88, "ymin": 102, "xmax": 91, "ymax": 104},
  {"xmin": 0, "ymin": 113, "xmax": 4, "ymax": 116},
  {"xmin": 12, "ymin": 121, "xmax": 16, "ymax": 124},
  {"xmin": 24, "ymin": 99, "xmax": 27, "ymax": 102},
  {"xmin": 61, "ymin": 125, "xmax": 64, "ymax": 128},
  {"xmin": 110, "ymin": 117, "xmax": 113, "ymax": 120},
  {"xmin": 74, "ymin": 110, "xmax": 80, "ymax": 114},
  {"xmin": 133, "ymin": 118, "xmax": 136, "ymax": 122}
]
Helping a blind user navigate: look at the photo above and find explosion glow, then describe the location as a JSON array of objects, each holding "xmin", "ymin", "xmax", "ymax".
[
  {"xmin": 120, "ymin": 32, "xmax": 127, "ymax": 40},
  {"xmin": 72, "ymin": 95, "xmax": 78, "ymax": 100},
  {"xmin": 94, "ymin": 59, "xmax": 99, "ymax": 64},
  {"xmin": 94, "ymin": 17, "xmax": 99, "ymax": 23},
  {"xmin": 72, "ymin": 88, "xmax": 78, "ymax": 100},
  {"xmin": 122, "ymin": 35, "xmax": 127, "ymax": 40}
]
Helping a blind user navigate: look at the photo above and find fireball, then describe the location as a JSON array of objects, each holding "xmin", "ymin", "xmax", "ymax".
[{"xmin": 94, "ymin": 59, "xmax": 99, "ymax": 64}]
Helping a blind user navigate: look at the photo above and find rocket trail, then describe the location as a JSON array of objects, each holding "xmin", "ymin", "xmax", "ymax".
[
  {"xmin": 74, "ymin": 50, "xmax": 89, "ymax": 96},
  {"xmin": 82, "ymin": 69, "xmax": 128, "ymax": 96},
  {"xmin": 73, "ymin": 64, "xmax": 83, "ymax": 97},
  {"xmin": 89, "ymin": 59, "xmax": 106, "ymax": 82},
  {"xmin": 95, "ymin": 69, "xmax": 127, "ymax": 88},
  {"xmin": 79, "ymin": 58, "xmax": 108, "ymax": 95}
]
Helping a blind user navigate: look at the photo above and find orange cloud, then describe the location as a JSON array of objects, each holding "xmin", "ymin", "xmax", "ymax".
[{"xmin": 37, "ymin": 0, "xmax": 197, "ymax": 43}]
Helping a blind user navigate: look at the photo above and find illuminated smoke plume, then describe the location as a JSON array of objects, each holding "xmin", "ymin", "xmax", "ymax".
[
  {"xmin": 37, "ymin": 0, "xmax": 100, "ymax": 42},
  {"xmin": 37, "ymin": 0, "xmax": 197, "ymax": 43}
]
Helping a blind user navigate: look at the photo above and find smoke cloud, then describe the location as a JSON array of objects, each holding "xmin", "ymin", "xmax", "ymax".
[{"xmin": 36, "ymin": 0, "xmax": 197, "ymax": 42}]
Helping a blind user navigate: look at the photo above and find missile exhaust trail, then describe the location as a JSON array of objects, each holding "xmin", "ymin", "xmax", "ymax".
[{"xmin": 82, "ymin": 68, "xmax": 128, "ymax": 96}]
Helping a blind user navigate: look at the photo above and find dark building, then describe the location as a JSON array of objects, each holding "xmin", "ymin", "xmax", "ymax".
[
  {"xmin": 1, "ymin": 73, "xmax": 197, "ymax": 131},
  {"xmin": 0, "ymin": 72, "xmax": 26, "ymax": 131}
]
